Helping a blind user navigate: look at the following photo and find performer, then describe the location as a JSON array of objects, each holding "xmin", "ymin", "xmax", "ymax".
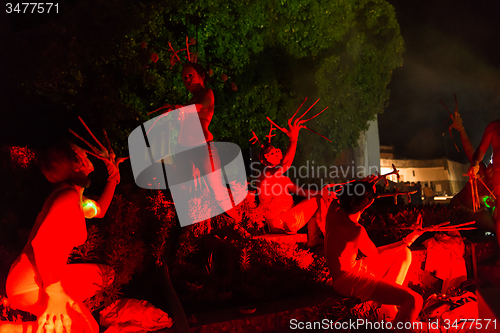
[
  {"xmin": 161, "ymin": 62, "xmax": 240, "ymax": 222},
  {"xmin": 423, "ymin": 184, "xmax": 435, "ymax": 205},
  {"xmin": 446, "ymin": 110, "xmax": 495, "ymax": 232},
  {"xmin": 255, "ymin": 100, "xmax": 330, "ymax": 247},
  {"xmin": 3, "ymin": 138, "xmax": 122, "ymax": 333},
  {"xmin": 324, "ymin": 180, "xmax": 425, "ymax": 327},
  {"xmin": 469, "ymin": 118, "xmax": 500, "ymax": 255}
]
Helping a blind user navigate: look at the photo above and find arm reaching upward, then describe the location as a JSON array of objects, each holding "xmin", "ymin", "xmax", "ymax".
[
  {"xmin": 470, "ymin": 121, "xmax": 496, "ymax": 175},
  {"xmin": 451, "ymin": 112, "xmax": 475, "ymax": 162}
]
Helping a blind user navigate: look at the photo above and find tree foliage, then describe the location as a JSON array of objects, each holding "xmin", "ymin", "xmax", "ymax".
[{"xmin": 13, "ymin": 0, "xmax": 403, "ymax": 163}]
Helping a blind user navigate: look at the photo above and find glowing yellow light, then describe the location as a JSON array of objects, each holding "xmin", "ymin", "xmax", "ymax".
[{"xmin": 82, "ymin": 199, "xmax": 100, "ymax": 219}]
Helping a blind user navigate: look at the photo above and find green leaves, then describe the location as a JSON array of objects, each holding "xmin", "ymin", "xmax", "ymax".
[{"xmin": 18, "ymin": 0, "xmax": 403, "ymax": 160}]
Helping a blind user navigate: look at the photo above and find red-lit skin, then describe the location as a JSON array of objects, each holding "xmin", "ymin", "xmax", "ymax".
[
  {"xmin": 448, "ymin": 114, "xmax": 494, "ymax": 231},
  {"xmin": 162, "ymin": 65, "xmax": 215, "ymax": 145},
  {"xmin": 163, "ymin": 65, "xmax": 239, "ymax": 225},
  {"xmin": 2, "ymin": 144, "xmax": 120, "ymax": 332},
  {"xmin": 159, "ymin": 65, "xmax": 218, "ymax": 332},
  {"xmin": 469, "ymin": 119, "xmax": 500, "ymax": 255},
  {"xmin": 324, "ymin": 196, "xmax": 424, "ymax": 329},
  {"xmin": 258, "ymin": 121, "xmax": 328, "ymax": 238},
  {"xmin": 72, "ymin": 144, "xmax": 118, "ymax": 218}
]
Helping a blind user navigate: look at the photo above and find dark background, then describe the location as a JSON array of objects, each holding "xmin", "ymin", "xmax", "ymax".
[
  {"xmin": 381, "ymin": 0, "xmax": 500, "ymax": 161},
  {"xmin": 1, "ymin": 0, "xmax": 500, "ymax": 161}
]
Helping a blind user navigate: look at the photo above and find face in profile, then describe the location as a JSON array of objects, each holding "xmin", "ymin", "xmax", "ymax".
[
  {"xmin": 71, "ymin": 145, "xmax": 94, "ymax": 176},
  {"xmin": 264, "ymin": 147, "xmax": 283, "ymax": 167},
  {"xmin": 182, "ymin": 66, "xmax": 204, "ymax": 92}
]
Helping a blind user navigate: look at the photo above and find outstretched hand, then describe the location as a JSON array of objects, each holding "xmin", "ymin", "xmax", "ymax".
[
  {"xmin": 283, "ymin": 114, "xmax": 307, "ymax": 141},
  {"xmin": 403, "ymin": 214, "xmax": 425, "ymax": 246},
  {"xmin": 69, "ymin": 117, "xmax": 129, "ymax": 184},
  {"xmin": 450, "ymin": 111, "xmax": 464, "ymax": 131},
  {"xmin": 266, "ymin": 97, "xmax": 330, "ymax": 142}
]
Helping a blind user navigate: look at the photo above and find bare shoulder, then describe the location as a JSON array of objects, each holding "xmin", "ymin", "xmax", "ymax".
[
  {"xmin": 200, "ymin": 88, "xmax": 214, "ymax": 100},
  {"xmin": 487, "ymin": 120, "xmax": 500, "ymax": 132},
  {"xmin": 51, "ymin": 187, "xmax": 80, "ymax": 206}
]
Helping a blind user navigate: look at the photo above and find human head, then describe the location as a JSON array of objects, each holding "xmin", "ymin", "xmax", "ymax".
[
  {"xmin": 259, "ymin": 145, "xmax": 283, "ymax": 167},
  {"xmin": 181, "ymin": 63, "xmax": 207, "ymax": 92},
  {"xmin": 38, "ymin": 139, "xmax": 93, "ymax": 187},
  {"xmin": 338, "ymin": 181, "xmax": 377, "ymax": 215}
]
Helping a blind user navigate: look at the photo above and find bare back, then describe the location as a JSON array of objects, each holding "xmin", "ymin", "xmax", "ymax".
[{"xmin": 324, "ymin": 202, "xmax": 365, "ymax": 280}]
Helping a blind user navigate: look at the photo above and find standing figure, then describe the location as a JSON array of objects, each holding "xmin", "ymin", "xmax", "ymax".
[
  {"xmin": 446, "ymin": 110, "xmax": 495, "ymax": 232},
  {"xmin": 2, "ymin": 139, "xmax": 122, "ymax": 333},
  {"xmin": 325, "ymin": 181, "xmax": 425, "ymax": 329},
  {"xmin": 469, "ymin": 119, "xmax": 500, "ymax": 255},
  {"xmin": 423, "ymin": 184, "xmax": 435, "ymax": 205},
  {"xmin": 162, "ymin": 62, "xmax": 240, "ymax": 222}
]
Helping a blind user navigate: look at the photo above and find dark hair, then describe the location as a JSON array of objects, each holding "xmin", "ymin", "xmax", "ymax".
[
  {"xmin": 183, "ymin": 62, "xmax": 208, "ymax": 81},
  {"xmin": 38, "ymin": 139, "xmax": 90, "ymax": 187},
  {"xmin": 259, "ymin": 145, "xmax": 277, "ymax": 166},
  {"xmin": 338, "ymin": 181, "xmax": 377, "ymax": 214}
]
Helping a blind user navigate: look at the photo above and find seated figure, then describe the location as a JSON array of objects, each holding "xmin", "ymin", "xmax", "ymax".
[
  {"xmin": 324, "ymin": 180, "xmax": 425, "ymax": 327},
  {"xmin": 2, "ymin": 139, "xmax": 122, "ymax": 333},
  {"xmin": 256, "ymin": 116, "xmax": 328, "ymax": 247}
]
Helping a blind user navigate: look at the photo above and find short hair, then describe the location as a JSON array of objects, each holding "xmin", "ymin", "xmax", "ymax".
[
  {"xmin": 38, "ymin": 139, "xmax": 78, "ymax": 184},
  {"xmin": 338, "ymin": 181, "xmax": 377, "ymax": 214},
  {"xmin": 259, "ymin": 145, "xmax": 277, "ymax": 166}
]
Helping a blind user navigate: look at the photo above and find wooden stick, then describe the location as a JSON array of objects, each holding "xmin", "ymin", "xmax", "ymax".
[
  {"xmin": 78, "ymin": 116, "xmax": 107, "ymax": 152},
  {"xmin": 266, "ymin": 117, "xmax": 286, "ymax": 133},
  {"xmin": 148, "ymin": 105, "xmax": 169, "ymax": 115},
  {"xmin": 291, "ymin": 97, "xmax": 308, "ymax": 120},
  {"xmin": 103, "ymin": 129, "xmax": 115, "ymax": 157},
  {"xmin": 298, "ymin": 98, "xmax": 320, "ymax": 120},
  {"xmin": 168, "ymin": 42, "xmax": 181, "ymax": 62},
  {"xmin": 439, "ymin": 99, "xmax": 453, "ymax": 117},
  {"xmin": 69, "ymin": 128, "xmax": 100, "ymax": 155},
  {"xmin": 476, "ymin": 176, "xmax": 497, "ymax": 200},
  {"xmin": 304, "ymin": 127, "xmax": 332, "ymax": 142},
  {"xmin": 302, "ymin": 106, "xmax": 329, "ymax": 122},
  {"xmin": 186, "ymin": 36, "xmax": 191, "ymax": 62}
]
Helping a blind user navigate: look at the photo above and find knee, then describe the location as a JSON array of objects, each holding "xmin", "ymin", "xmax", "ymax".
[
  {"xmin": 394, "ymin": 246, "xmax": 412, "ymax": 266},
  {"xmin": 402, "ymin": 246, "xmax": 412, "ymax": 265}
]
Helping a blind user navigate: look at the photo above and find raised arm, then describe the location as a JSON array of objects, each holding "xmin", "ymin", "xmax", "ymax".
[
  {"xmin": 470, "ymin": 122, "xmax": 495, "ymax": 174},
  {"xmin": 93, "ymin": 157, "xmax": 122, "ymax": 218},
  {"xmin": 277, "ymin": 112, "xmax": 304, "ymax": 173},
  {"xmin": 280, "ymin": 136, "xmax": 299, "ymax": 173},
  {"xmin": 451, "ymin": 111, "xmax": 475, "ymax": 162}
]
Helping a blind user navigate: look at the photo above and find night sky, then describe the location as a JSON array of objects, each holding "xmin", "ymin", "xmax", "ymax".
[
  {"xmin": 1, "ymin": 0, "xmax": 500, "ymax": 162},
  {"xmin": 381, "ymin": 0, "xmax": 500, "ymax": 161}
]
